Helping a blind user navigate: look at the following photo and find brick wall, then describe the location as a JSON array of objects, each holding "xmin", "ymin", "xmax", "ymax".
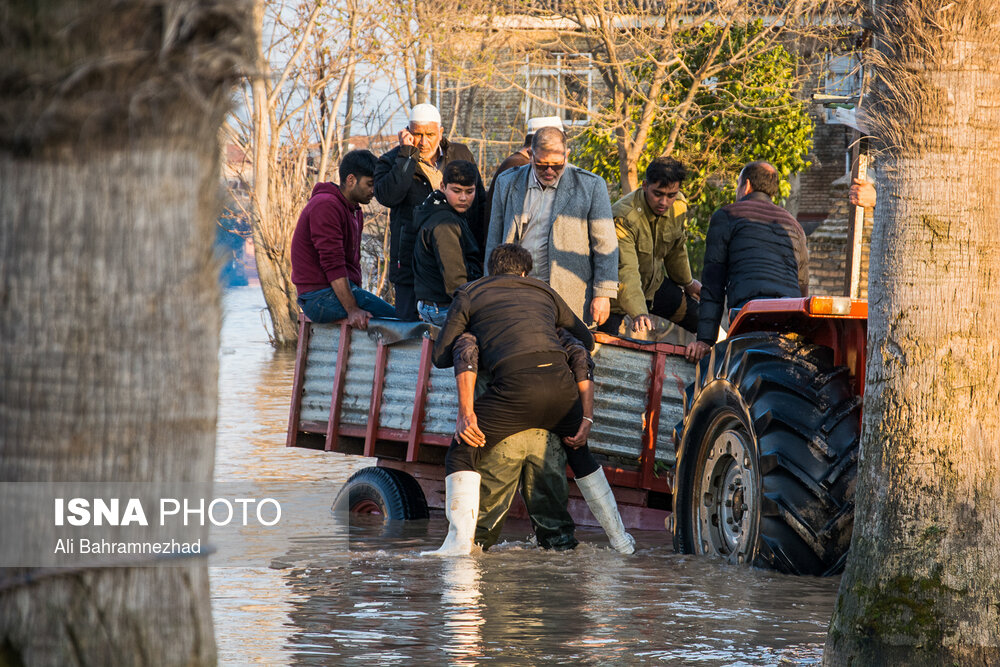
[
  {"xmin": 440, "ymin": 83, "xmax": 530, "ymax": 179},
  {"xmin": 798, "ymin": 119, "xmax": 852, "ymax": 223},
  {"xmin": 438, "ymin": 34, "xmax": 612, "ymax": 181},
  {"xmin": 806, "ymin": 181, "xmax": 873, "ymax": 298}
]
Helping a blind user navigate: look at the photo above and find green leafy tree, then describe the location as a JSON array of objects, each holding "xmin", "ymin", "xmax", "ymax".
[{"xmin": 575, "ymin": 23, "xmax": 813, "ymax": 273}]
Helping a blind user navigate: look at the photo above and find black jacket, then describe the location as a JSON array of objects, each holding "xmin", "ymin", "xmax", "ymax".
[
  {"xmin": 433, "ymin": 274, "xmax": 593, "ymax": 374},
  {"xmin": 412, "ymin": 191, "xmax": 483, "ymax": 305},
  {"xmin": 698, "ymin": 192, "xmax": 810, "ymax": 343},
  {"xmin": 450, "ymin": 328, "xmax": 594, "ymax": 380},
  {"xmin": 373, "ymin": 140, "xmax": 486, "ymax": 284}
]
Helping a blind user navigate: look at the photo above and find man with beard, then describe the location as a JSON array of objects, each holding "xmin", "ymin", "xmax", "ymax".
[
  {"xmin": 374, "ymin": 104, "xmax": 485, "ymax": 319},
  {"xmin": 291, "ymin": 149, "xmax": 396, "ymax": 329}
]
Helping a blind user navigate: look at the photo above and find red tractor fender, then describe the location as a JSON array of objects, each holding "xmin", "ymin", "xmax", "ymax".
[{"xmin": 726, "ymin": 296, "xmax": 868, "ymax": 399}]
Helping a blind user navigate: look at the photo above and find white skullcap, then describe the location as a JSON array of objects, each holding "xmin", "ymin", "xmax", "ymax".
[
  {"xmin": 409, "ymin": 103, "xmax": 441, "ymax": 125},
  {"xmin": 526, "ymin": 116, "xmax": 565, "ymax": 133}
]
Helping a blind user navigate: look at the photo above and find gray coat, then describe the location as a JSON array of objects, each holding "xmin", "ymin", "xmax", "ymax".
[{"xmin": 485, "ymin": 164, "xmax": 618, "ymax": 321}]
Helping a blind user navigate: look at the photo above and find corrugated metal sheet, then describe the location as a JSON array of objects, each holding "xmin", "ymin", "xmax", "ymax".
[
  {"xmin": 298, "ymin": 323, "xmax": 695, "ymax": 464},
  {"xmin": 589, "ymin": 343, "xmax": 653, "ymax": 463},
  {"xmin": 340, "ymin": 331, "xmax": 375, "ymax": 426},
  {"xmin": 423, "ymin": 364, "xmax": 460, "ymax": 435},
  {"xmin": 657, "ymin": 354, "xmax": 692, "ymax": 464},
  {"xmin": 300, "ymin": 324, "xmax": 340, "ymax": 424},
  {"xmin": 377, "ymin": 338, "xmax": 421, "ymax": 431}
]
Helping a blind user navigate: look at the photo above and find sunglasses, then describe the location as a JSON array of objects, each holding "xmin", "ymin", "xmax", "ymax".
[{"xmin": 534, "ymin": 162, "xmax": 566, "ymax": 173}]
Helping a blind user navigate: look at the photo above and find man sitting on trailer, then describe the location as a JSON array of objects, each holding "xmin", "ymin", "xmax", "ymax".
[
  {"xmin": 423, "ymin": 244, "xmax": 633, "ymax": 556},
  {"xmin": 684, "ymin": 161, "xmax": 809, "ymax": 362},
  {"xmin": 291, "ymin": 149, "xmax": 397, "ymax": 330}
]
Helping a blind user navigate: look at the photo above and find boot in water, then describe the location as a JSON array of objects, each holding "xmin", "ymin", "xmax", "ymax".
[
  {"xmin": 421, "ymin": 471, "xmax": 481, "ymax": 556},
  {"xmin": 576, "ymin": 467, "xmax": 635, "ymax": 554}
]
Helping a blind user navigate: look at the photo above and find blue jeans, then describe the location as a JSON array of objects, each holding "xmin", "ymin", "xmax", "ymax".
[
  {"xmin": 298, "ymin": 284, "xmax": 398, "ymax": 323},
  {"xmin": 417, "ymin": 300, "xmax": 450, "ymax": 326}
]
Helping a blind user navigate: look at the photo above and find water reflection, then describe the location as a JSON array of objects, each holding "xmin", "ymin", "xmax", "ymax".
[
  {"xmin": 210, "ymin": 288, "xmax": 837, "ymax": 666},
  {"xmin": 440, "ymin": 557, "xmax": 484, "ymax": 665},
  {"xmin": 271, "ymin": 536, "xmax": 835, "ymax": 666}
]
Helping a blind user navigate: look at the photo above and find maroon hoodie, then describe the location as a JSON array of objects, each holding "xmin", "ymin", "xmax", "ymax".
[{"xmin": 290, "ymin": 182, "xmax": 363, "ymax": 295}]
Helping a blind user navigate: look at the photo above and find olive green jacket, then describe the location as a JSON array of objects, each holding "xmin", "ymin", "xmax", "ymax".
[{"xmin": 610, "ymin": 188, "xmax": 693, "ymax": 317}]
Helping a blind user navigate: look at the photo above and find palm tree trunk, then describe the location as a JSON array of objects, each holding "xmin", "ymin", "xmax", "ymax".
[
  {"xmin": 824, "ymin": 1, "xmax": 1000, "ymax": 664},
  {"xmin": 0, "ymin": 1, "xmax": 250, "ymax": 664}
]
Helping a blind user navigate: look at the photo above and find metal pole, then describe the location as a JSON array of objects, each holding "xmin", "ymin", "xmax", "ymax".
[{"xmin": 844, "ymin": 132, "xmax": 870, "ymax": 298}]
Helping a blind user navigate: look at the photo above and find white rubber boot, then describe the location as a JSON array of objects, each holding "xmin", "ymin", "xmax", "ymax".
[
  {"xmin": 576, "ymin": 468, "xmax": 635, "ymax": 554},
  {"xmin": 421, "ymin": 471, "xmax": 481, "ymax": 556}
]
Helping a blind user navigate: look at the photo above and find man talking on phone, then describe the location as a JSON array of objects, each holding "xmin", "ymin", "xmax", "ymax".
[{"xmin": 373, "ymin": 104, "xmax": 486, "ymax": 319}]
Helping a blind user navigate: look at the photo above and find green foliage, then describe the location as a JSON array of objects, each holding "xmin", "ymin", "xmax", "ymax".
[{"xmin": 574, "ymin": 22, "xmax": 814, "ymax": 273}]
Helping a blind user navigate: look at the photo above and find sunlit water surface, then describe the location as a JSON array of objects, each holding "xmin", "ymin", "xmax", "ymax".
[{"xmin": 210, "ymin": 287, "xmax": 837, "ymax": 666}]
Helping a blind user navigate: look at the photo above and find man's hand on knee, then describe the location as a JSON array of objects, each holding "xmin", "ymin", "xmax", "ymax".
[
  {"xmin": 631, "ymin": 314, "xmax": 653, "ymax": 333},
  {"xmin": 684, "ymin": 279, "xmax": 702, "ymax": 300},
  {"xmin": 456, "ymin": 410, "xmax": 486, "ymax": 447},
  {"xmin": 346, "ymin": 307, "xmax": 371, "ymax": 330}
]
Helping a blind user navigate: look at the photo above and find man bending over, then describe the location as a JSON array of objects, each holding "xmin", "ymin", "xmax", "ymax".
[{"xmin": 424, "ymin": 244, "xmax": 633, "ymax": 556}]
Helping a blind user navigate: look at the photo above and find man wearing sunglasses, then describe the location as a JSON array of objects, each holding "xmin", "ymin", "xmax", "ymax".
[
  {"xmin": 485, "ymin": 126, "xmax": 618, "ymax": 327},
  {"xmin": 601, "ymin": 157, "xmax": 701, "ymax": 336}
]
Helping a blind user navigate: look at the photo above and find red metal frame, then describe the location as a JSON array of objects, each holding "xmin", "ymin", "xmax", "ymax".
[
  {"xmin": 363, "ymin": 341, "xmax": 390, "ymax": 457},
  {"xmin": 288, "ymin": 327, "xmax": 452, "ymax": 454},
  {"xmin": 640, "ymin": 350, "xmax": 666, "ymax": 490},
  {"xmin": 285, "ymin": 314, "xmax": 312, "ymax": 448},
  {"xmin": 287, "ymin": 297, "xmax": 871, "ymax": 525},
  {"xmin": 406, "ymin": 335, "xmax": 436, "ymax": 461},
  {"xmin": 291, "ymin": 326, "xmax": 678, "ymax": 492},
  {"xmin": 324, "ymin": 322, "xmax": 353, "ymax": 452},
  {"xmin": 593, "ymin": 331, "xmax": 686, "ymax": 357}
]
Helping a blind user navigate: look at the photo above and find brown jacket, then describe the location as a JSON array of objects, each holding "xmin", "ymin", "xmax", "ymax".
[{"xmin": 610, "ymin": 188, "xmax": 693, "ymax": 317}]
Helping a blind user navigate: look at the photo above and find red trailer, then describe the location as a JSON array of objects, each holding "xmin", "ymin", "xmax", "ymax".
[
  {"xmin": 286, "ymin": 295, "xmax": 867, "ymax": 575},
  {"xmin": 286, "ymin": 314, "xmax": 693, "ymax": 532}
]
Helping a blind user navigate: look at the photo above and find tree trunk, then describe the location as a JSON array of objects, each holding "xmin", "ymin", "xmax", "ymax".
[
  {"xmin": 825, "ymin": 2, "xmax": 1000, "ymax": 664},
  {"xmin": 0, "ymin": 1, "xmax": 249, "ymax": 664},
  {"xmin": 251, "ymin": 229, "xmax": 301, "ymax": 346},
  {"xmin": 247, "ymin": 0, "xmax": 301, "ymax": 347}
]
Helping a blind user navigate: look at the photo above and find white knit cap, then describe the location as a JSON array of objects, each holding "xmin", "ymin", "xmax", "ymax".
[
  {"xmin": 526, "ymin": 116, "xmax": 564, "ymax": 133},
  {"xmin": 409, "ymin": 103, "xmax": 441, "ymax": 125}
]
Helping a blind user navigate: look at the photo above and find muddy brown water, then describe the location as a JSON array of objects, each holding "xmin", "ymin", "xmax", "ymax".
[{"xmin": 210, "ymin": 287, "xmax": 838, "ymax": 666}]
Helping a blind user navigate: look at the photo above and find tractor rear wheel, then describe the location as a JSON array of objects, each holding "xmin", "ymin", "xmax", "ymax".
[{"xmin": 673, "ymin": 332, "xmax": 860, "ymax": 576}]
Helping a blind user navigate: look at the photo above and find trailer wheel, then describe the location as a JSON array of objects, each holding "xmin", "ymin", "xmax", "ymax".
[
  {"xmin": 673, "ymin": 332, "xmax": 860, "ymax": 576},
  {"xmin": 333, "ymin": 467, "xmax": 429, "ymax": 520}
]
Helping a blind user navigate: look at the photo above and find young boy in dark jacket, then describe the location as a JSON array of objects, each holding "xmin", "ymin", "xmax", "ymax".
[{"xmin": 411, "ymin": 160, "xmax": 484, "ymax": 326}]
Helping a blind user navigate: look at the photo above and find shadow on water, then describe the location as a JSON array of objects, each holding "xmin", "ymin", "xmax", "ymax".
[{"xmin": 210, "ymin": 287, "xmax": 837, "ymax": 666}]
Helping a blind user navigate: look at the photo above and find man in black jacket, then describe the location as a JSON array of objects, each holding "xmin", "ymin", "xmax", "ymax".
[
  {"xmin": 423, "ymin": 244, "xmax": 604, "ymax": 556},
  {"xmin": 685, "ymin": 161, "xmax": 809, "ymax": 362},
  {"xmin": 373, "ymin": 104, "xmax": 486, "ymax": 319},
  {"xmin": 412, "ymin": 160, "xmax": 483, "ymax": 326}
]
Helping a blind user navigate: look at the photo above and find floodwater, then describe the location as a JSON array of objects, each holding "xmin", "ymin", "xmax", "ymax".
[{"xmin": 210, "ymin": 287, "xmax": 839, "ymax": 666}]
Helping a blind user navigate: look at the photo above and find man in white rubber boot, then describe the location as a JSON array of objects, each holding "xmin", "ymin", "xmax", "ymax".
[
  {"xmin": 459, "ymin": 329, "xmax": 635, "ymax": 554},
  {"xmin": 423, "ymin": 244, "xmax": 634, "ymax": 556}
]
